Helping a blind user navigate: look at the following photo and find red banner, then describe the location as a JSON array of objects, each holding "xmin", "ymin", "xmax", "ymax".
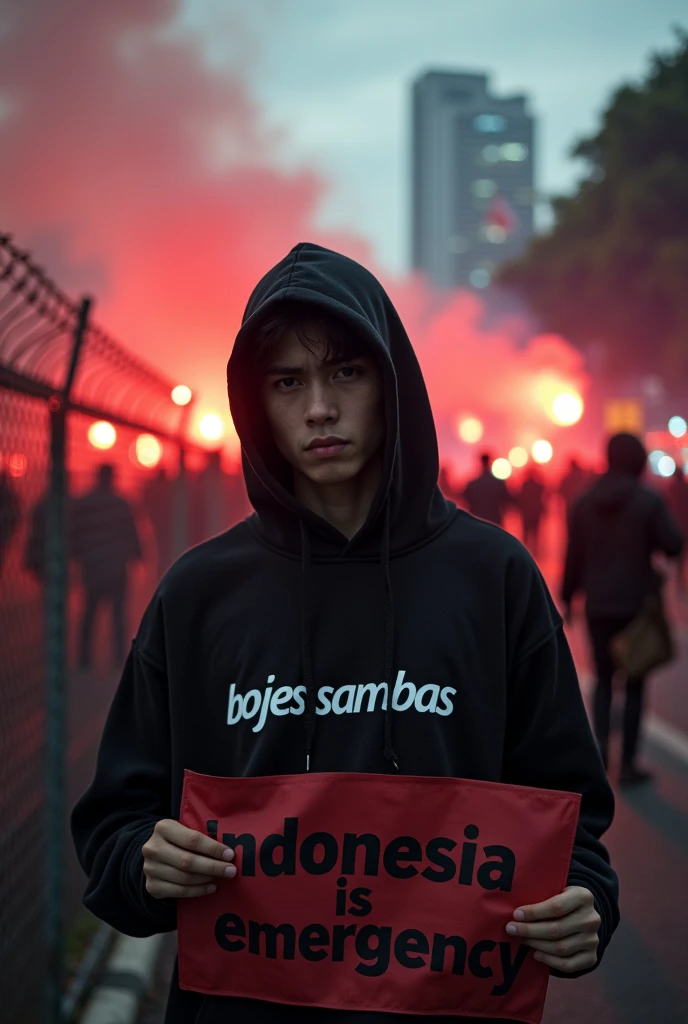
[{"xmin": 178, "ymin": 771, "xmax": 580, "ymax": 1023}]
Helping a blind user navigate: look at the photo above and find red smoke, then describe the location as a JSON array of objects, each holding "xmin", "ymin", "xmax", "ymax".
[{"xmin": 0, "ymin": 0, "xmax": 588, "ymax": 472}]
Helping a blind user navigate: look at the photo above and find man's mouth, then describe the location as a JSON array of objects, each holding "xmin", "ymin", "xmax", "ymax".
[{"xmin": 304, "ymin": 436, "xmax": 351, "ymax": 458}]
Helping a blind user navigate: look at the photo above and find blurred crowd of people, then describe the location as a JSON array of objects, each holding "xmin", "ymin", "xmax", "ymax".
[
  {"xmin": 441, "ymin": 436, "xmax": 686, "ymax": 786},
  {"xmin": 0, "ymin": 458, "xmax": 250, "ymax": 672}
]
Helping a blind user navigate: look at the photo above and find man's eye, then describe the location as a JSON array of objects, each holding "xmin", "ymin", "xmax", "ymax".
[
  {"xmin": 336, "ymin": 366, "xmax": 359, "ymax": 379},
  {"xmin": 277, "ymin": 377, "xmax": 299, "ymax": 389}
]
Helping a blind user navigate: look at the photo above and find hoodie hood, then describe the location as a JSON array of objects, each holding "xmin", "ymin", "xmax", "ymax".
[
  {"xmin": 589, "ymin": 471, "xmax": 639, "ymax": 516},
  {"xmin": 227, "ymin": 242, "xmax": 452, "ymax": 557}
]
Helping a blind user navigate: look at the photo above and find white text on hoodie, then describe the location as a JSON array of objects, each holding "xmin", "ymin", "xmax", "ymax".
[{"xmin": 226, "ymin": 670, "xmax": 457, "ymax": 734}]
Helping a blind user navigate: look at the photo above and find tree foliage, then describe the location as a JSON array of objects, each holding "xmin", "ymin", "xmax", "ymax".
[{"xmin": 499, "ymin": 30, "xmax": 688, "ymax": 380}]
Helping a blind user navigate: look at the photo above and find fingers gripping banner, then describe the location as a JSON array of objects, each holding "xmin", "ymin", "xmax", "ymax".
[{"xmin": 178, "ymin": 771, "xmax": 580, "ymax": 1023}]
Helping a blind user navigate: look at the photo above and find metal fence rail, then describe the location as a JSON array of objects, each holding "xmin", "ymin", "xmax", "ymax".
[{"xmin": 0, "ymin": 233, "xmax": 249, "ymax": 1023}]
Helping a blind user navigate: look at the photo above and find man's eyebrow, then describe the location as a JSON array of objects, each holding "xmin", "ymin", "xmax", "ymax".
[{"xmin": 265, "ymin": 364, "xmax": 304, "ymax": 375}]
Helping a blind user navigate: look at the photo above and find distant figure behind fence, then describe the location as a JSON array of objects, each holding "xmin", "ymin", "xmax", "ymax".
[{"xmin": 73, "ymin": 464, "xmax": 142, "ymax": 670}]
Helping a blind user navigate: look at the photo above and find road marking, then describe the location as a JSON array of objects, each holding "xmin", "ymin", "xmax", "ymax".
[{"xmin": 646, "ymin": 714, "xmax": 688, "ymax": 766}]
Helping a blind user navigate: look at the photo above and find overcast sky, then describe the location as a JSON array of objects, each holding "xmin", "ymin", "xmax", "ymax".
[{"xmin": 185, "ymin": 0, "xmax": 686, "ymax": 273}]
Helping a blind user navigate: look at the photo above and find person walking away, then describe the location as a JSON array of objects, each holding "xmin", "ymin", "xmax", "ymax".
[
  {"xmin": 0, "ymin": 469, "xmax": 20, "ymax": 581},
  {"xmin": 562, "ymin": 433, "xmax": 683, "ymax": 785},
  {"xmin": 72, "ymin": 244, "xmax": 618, "ymax": 1024},
  {"xmin": 667, "ymin": 464, "xmax": 688, "ymax": 593},
  {"xmin": 463, "ymin": 452, "xmax": 511, "ymax": 526},
  {"xmin": 73, "ymin": 464, "xmax": 143, "ymax": 670},
  {"xmin": 518, "ymin": 468, "xmax": 547, "ymax": 556}
]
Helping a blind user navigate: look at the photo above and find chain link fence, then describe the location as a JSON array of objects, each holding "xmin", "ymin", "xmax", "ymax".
[{"xmin": 0, "ymin": 234, "xmax": 249, "ymax": 1023}]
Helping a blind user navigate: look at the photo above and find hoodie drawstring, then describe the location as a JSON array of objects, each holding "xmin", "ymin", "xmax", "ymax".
[
  {"xmin": 299, "ymin": 501, "xmax": 400, "ymax": 774},
  {"xmin": 382, "ymin": 500, "xmax": 400, "ymax": 770},
  {"xmin": 299, "ymin": 518, "xmax": 316, "ymax": 772}
]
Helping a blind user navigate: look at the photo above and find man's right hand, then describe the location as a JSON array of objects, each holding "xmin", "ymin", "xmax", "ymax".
[{"xmin": 142, "ymin": 819, "xmax": 236, "ymax": 899}]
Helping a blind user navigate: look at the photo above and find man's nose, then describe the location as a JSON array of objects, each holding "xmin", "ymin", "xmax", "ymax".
[{"xmin": 305, "ymin": 382, "xmax": 338, "ymax": 426}]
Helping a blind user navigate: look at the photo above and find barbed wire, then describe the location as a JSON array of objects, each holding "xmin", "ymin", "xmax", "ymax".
[{"xmin": 0, "ymin": 234, "xmax": 186, "ymax": 437}]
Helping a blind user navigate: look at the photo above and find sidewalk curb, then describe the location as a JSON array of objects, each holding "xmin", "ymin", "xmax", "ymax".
[{"xmin": 80, "ymin": 932, "xmax": 163, "ymax": 1024}]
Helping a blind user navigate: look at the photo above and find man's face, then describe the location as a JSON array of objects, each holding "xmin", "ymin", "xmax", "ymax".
[{"xmin": 260, "ymin": 324, "xmax": 385, "ymax": 487}]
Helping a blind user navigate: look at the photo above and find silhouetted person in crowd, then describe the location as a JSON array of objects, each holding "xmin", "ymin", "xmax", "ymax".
[
  {"xmin": 559, "ymin": 457, "xmax": 591, "ymax": 528},
  {"xmin": 24, "ymin": 476, "xmax": 75, "ymax": 584},
  {"xmin": 463, "ymin": 452, "xmax": 510, "ymax": 526},
  {"xmin": 143, "ymin": 467, "xmax": 173, "ymax": 580},
  {"xmin": 0, "ymin": 470, "xmax": 20, "ymax": 580},
  {"xmin": 73, "ymin": 464, "xmax": 142, "ymax": 670},
  {"xmin": 518, "ymin": 467, "xmax": 547, "ymax": 555},
  {"xmin": 562, "ymin": 433, "xmax": 683, "ymax": 785},
  {"xmin": 668, "ymin": 464, "xmax": 688, "ymax": 592}
]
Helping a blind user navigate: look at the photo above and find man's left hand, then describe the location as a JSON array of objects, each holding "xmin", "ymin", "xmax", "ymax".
[{"xmin": 505, "ymin": 885, "xmax": 600, "ymax": 973}]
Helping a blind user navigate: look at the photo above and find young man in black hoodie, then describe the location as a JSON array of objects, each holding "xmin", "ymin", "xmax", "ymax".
[{"xmin": 72, "ymin": 244, "xmax": 619, "ymax": 1023}]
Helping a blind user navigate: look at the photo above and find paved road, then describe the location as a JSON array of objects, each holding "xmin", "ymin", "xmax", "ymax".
[{"xmin": 136, "ymin": 511, "xmax": 688, "ymax": 1023}]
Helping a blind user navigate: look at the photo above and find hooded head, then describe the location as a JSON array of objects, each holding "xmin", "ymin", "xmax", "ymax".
[
  {"xmin": 227, "ymin": 243, "xmax": 452, "ymax": 557},
  {"xmin": 607, "ymin": 433, "xmax": 647, "ymax": 478}
]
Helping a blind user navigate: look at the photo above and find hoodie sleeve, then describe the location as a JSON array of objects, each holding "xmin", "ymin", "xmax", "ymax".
[
  {"xmin": 503, "ymin": 563, "xmax": 619, "ymax": 976},
  {"xmin": 70, "ymin": 604, "xmax": 177, "ymax": 937}
]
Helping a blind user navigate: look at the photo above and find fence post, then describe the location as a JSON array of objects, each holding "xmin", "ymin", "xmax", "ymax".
[{"xmin": 44, "ymin": 297, "xmax": 90, "ymax": 1024}]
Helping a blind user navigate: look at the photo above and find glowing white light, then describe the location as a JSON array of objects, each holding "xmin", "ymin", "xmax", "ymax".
[
  {"xmin": 199, "ymin": 413, "xmax": 225, "ymax": 442},
  {"xmin": 457, "ymin": 416, "xmax": 484, "ymax": 444},
  {"xmin": 551, "ymin": 391, "xmax": 584, "ymax": 426},
  {"xmin": 135, "ymin": 434, "xmax": 162, "ymax": 468},
  {"xmin": 658, "ymin": 455, "xmax": 676, "ymax": 478},
  {"xmin": 171, "ymin": 385, "xmax": 193, "ymax": 407},
  {"xmin": 648, "ymin": 450, "xmax": 665, "ymax": 472},
  {"xmin": 88, "ymin": 421, "xmax": 117, "ymax": 450},
  {"xmin": 501, "ymin": 143, "xmax": 528, "ymax": 161},
  {"xmin": 668, "ymin": 415, "xmax": 687, "ymax": 438},
  {"xmin": 532, "ymin": 439, "xmax": 553, "ymax": 464},
  {"xmin": 508, "ymin": 446, "xmax": 528, "ymax": 468},
  {"xmin": 492, "ymin": 458, "xmax": 512, "ymax": 480}
]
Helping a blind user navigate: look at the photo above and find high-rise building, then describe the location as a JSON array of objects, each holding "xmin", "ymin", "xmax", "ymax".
[{"xmin": 412, "ymin": 71, "xmax": 535, "ymax": 290}]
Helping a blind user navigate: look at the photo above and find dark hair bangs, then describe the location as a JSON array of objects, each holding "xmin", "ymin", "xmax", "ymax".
[{"xmin": 251, "ymin": 299, "xmax": 369, "ymax": 370}]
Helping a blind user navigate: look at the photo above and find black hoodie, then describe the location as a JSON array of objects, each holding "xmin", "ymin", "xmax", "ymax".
[
  {"xmin": 72, "ymin": 243, "xmax": 619, "ymax": 1024},
  {"xmin": 562, "ymin": 470, "xmax": 683, "ymax": 618}
]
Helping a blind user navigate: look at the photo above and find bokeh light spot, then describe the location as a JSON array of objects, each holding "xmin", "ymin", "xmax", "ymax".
[
  {"xmin": 508, "ymin": 446, "xmax": 528, "ymax": 468},
  {"xmin": 134, "ymin": 434, "xmax": 162, "ymax": 468},
  {"xmin": 657, "ymin": 454, "xmax": 677, "ymax": 478},
  {"xmin": 198, "ymin": 413, "xmax": 225, "ymax": 443},
  {"xmin": 668, "ymin": 415, "xmax": 687, "ymax": 438},
  {"xmin": 172, "ymin": 385, "xmax": 193, "ymax": 407},
  {"xmin": 532, "ymin": 439, "xmax": 553, "ymax": 464},
  {"xmin": 458, "ymin": 416, "xmax": 484, "ymax": 444},
  {"xmin": 88, "ymin": 421, "xmax": 117, "ymax": 450},
  {"xmin": 551, "ymin": 391, "xmax": 584, "ymax": 426},
  {"xmin": 491, "ymin": 457, "xmax": 512, "ymax": 480}
]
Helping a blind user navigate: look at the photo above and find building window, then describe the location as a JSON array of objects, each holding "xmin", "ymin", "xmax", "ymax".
[
  {"xmin": 473, "ymin": 114, "xmax": 507, "ymax": 133},
  {"xmin": 469, "ymin": 268, "xmax": 491, "ymax": 289},
  {"xmin": 471, "ymin": 179, "xmax": 498, "ymax": 199},
  {"xmin": 481, "ymin": 144, "xmax": 501, "ymax": 163},
  {"xmin": 448, "ymin": 234, "xmax": 470, "ymax": 254},
  {"xmin": 500, "ymin": 142, "xmax": 528, "ymax": 161}
]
